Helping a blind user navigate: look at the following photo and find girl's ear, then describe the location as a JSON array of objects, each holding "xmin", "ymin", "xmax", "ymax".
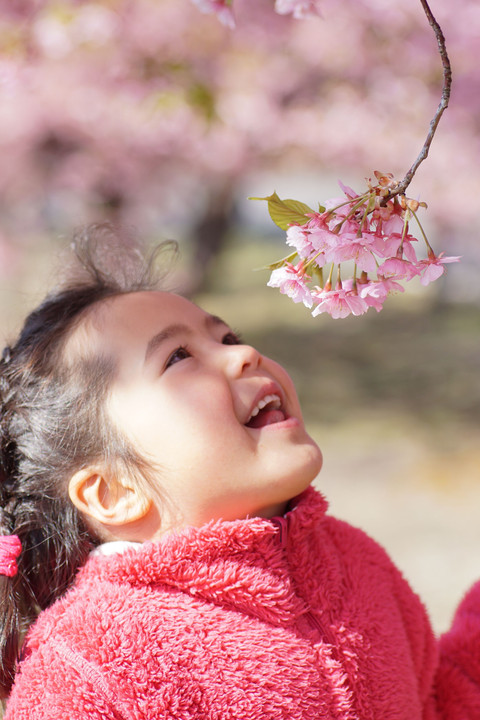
[{"xmin": 68, "ymin": 468, "xmax": 152, "ymax": 526}]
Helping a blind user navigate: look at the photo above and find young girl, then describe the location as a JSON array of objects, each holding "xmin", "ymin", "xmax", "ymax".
[{"xmin": 0, "ymin": 226, "xmax": 479, "ymax": 719}]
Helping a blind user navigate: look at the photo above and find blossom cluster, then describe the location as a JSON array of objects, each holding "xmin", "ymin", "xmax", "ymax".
[
  {"xmin": 190, "ymin": 0, "xmax": 321, "ymax": 27},
  {"xmin": 262, "ymin": 173, "xmax": 460, "ymax": 319}
]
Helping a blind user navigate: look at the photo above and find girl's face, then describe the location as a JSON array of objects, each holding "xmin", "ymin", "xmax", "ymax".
[{"xmin": 77, "ymin": 291, "xmax": 322, "ymax": 531}]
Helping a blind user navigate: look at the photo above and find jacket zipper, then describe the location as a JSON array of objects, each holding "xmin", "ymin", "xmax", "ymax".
[
  {"xmin": 304, "ymin": 610, "xmax": 338, "ymax": 648},
  {"xmin": 271, "ymin": 515, "xmax": 288, "ymax": 548},
  {"xmin": 271, "ymin": 516, "xmax": 338, "ymax": 650}
]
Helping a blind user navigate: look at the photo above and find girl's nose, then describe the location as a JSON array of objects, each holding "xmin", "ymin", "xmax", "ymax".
[{"xmin": 218, "ymin": 342, "xmax": 262, "ymax": 377}]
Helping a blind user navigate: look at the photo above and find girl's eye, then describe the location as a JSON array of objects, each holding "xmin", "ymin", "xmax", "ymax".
[
  {"xmin": 222, "ymin": 331, "xmax": 243, "ymax": 346},
  {"xmin": 165, "ymin": 346, "xmax": 191, "ymax": 369}
]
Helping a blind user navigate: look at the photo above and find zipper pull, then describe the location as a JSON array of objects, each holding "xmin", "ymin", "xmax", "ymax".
[{"xmin": 271, "ymin": 516, "xmax": 288, "ymax": 548}]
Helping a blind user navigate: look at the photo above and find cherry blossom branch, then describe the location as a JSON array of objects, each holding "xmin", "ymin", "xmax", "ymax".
[
  {"xmin": 383, "ymin": 0, "xmax": 452, "ymax": 203},
  {"xmin": 256, "ymin": 181, "xmax": 461, "ymax": 319},
  {"xmin": 251, "ymin": 0, "xmax": 459, "ymax": 319}
]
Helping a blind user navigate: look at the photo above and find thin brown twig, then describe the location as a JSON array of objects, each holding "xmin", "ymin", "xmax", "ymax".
[{"xmin": 383, "ymin": 0, "xmax": 452, "ymax": 203}]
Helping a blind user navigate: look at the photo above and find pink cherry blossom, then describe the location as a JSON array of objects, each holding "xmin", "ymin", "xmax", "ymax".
[
  {"xmin": 311, "ymin": 285, "xmax": 369, "ymax": 319},
  {"xmin": 327, "ymin": 215, "xmax": 359, "ymax": 237},
  {"xmin": 382, "ymin": 233, "xmax": 419, "ymax": 263},
  {"xmin": 358, "ymin": 289, "xmax": 385, "ymax": 313},
  {"xmin": 417, "ymin": 252, "xmax": 461, "ymax": 286},
  {"xmin": 306, "ymin": 227, "xmax": 336, "ymax": 260},
  {"xmin": 190, "ymin": 0, "xmax": 235, "ymax": 28},
  {"xmin": 379, "ymin": 257, "xmax": 420, "ymax": 281},
  {"xmin": 337, "ymin": 180, "xmax": 357, "ymax": 199},
  {"xmin": 265, "ymin": 176, "xmax": 461, "ymax": 319},
  {"xmin": 358, "ymin": 277, "xmax": 404, "ymax": 312},
  {"xmin": 380, "ymin": 212, "xmax": 405, "ymax": 235},
  {"xmin": 267, "ymin": 263, "xmax": 313, "ymax": 307},
  {"xmin": 325, "ymin": 231, "xmax": 378, "ymax": 273},
  {"xmin": 286, "ymin": 217, "xmax": 334, "ymax": 264},
  {"xmin": 274, "ymin": 0, "xmax": 323, "ymax": 19},
  {"xmin": 322, "ymin": 201, "xmax": 360, "ymax": 236},
  {"xmin": 286, "ymin": 224, "xmax": 317, "ymax": 259}
]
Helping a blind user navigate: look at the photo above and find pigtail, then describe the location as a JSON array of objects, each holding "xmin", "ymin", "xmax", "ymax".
[
  {"xmin": 0, "ymin": 353, "xmax": 24, "ymax": 696},
  {"xmin": 0, "ymin": 575, "xmax": 21, "ymax": 699},
  {"xmin": 0, "ymin": 544, "xmax": 23, "ymax": 699},
  {"xmin": 0, "ymin": 341, "xmax": 99, "ymax": 697}
]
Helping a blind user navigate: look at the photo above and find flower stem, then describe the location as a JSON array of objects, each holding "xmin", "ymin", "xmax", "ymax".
[
  {"xmin": 328, "ymin": 192, "xmax": 369, "ymax": 217},
  {"xmin": 304, "ymin": 250, "xmax": 325, "ymax": 271},
  {"xmin": 410, "ymin": 207, "xmax": 435, "ymax": 254},
  {"xmin": 332, "ymin": 194, "xmax": 370, "ymax": 232},
  {"xmin": 324, "ymin": 262, "xmax": 335, "ymax": 291},
  {"xmin": 383, "ymin": 0, "xmax": 452, "ymax": 202}
]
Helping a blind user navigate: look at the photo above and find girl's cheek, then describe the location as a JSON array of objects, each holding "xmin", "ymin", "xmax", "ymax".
[{"xmin": 269, "ymin": 358, "xmax": 296, "ymax": 391}]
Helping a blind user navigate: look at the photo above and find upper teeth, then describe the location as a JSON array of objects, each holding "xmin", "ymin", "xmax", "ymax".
[{"xmin": 248, "ymin": 394, "xmax": 281, "ymax": 422}]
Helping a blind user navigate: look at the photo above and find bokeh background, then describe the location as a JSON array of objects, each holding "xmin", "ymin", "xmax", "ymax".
[{"xmin": 1, "ymin": 0, "xmax": 479, "ymax": 633}]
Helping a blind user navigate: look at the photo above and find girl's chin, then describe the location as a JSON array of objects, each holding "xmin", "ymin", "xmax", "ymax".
[
  {"xmin": 296, "ymin": 442, "xmax": 323, "ymax": 480},
  {"xmin": 276, "ymin": 453, "xmax": 323, "ymax": 504}
]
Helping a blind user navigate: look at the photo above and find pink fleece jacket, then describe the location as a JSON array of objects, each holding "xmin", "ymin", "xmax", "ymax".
[{"xmin": 5, "ymin": 486, "xmax": 480, "ymax": 719}]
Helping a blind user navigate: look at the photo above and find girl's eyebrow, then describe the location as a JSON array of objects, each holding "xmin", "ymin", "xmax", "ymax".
[
  {"xmin": 144, "ymin": 315, "xmax": 228, "ymax": 364},
  {"xmin": 205, "ymin": 314, "xmax": 228, "ymax": 330},
  {"xmin": 144, "ymin": 324, "xmax": 190, "ymax": 364}
]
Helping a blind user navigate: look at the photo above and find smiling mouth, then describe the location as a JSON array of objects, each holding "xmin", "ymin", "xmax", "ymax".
[{"xmin": 245, "ymin": 393, "xmax": 287, "ymax": 429}]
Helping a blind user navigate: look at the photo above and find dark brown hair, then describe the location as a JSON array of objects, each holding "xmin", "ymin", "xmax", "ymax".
[{"xmin": 0, "ymin": 224, "xmax": 177, "ymax": 696}]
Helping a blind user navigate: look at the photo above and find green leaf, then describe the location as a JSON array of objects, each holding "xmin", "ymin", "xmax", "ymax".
[
  {"xmin": 254, "ymin": 252, "xmax": 298, "ymax": 271},
  {"xmin": 249, "ymin": 192, "xmax": 315, "ymax": 230}
]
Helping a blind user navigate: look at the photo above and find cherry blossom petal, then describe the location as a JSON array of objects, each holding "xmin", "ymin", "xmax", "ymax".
[
  {"xmin": 381, "ymin": 213, "xmax": 404, "ymax": 235},
  {"xmin": 190, "ymin": 0, "xmax": 235, "ymax": 27},
  {"xmin": 268, "ymin": 266, "xmax": 313, "ymax": 307},
  {"xmin": 311, "ymin": 288, "xmax": 369, "ymax": 318},
  {"xmin": 380, "ymin": 257, "xmax": 420, "ymax": 281},
  {"xmin": 286, "ymin": 225, "xmax": 315, "ymax": 258},
  {"xmin": 382, "ymin": 234, "xmax": 418, "ymax": 263},
  {"xmin": 418, "ymin": 253, "xmax": 461, "ymax": 286},
  {"xmin": 326, "ymin": 233, "xmax": 378, "ymax": 273},
  {"xmin": 275, "ymin": 0, "xmax": 322, "ymax": 19},
  {"xmin": 358, "ymin": 278, "xmax": 404, "ymax": 311}
]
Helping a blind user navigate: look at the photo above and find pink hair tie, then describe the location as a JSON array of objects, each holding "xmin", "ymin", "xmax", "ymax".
[{"xmin": 0, "ymin": 535, "xmax": 22, "ymax": 578}]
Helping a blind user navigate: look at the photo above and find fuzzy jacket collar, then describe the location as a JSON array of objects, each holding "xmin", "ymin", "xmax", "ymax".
[{"xmin": 78, "ymin": 485, "xmax": 328, "ymax": 626}]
